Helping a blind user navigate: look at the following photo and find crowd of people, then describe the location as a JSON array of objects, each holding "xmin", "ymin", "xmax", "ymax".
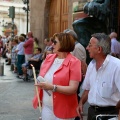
[
  {"xmin": 0, "ymin": 30, "xmax": 120, "ymax": 120},
  {"xmin": 0, "ymin": 32, "xmax": 53, "ymax": 81}
]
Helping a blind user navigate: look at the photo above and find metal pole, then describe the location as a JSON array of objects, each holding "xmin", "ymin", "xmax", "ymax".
[
  {"xmin": 26, "ymin": 0, "xmax": 29, "ymax": 34},
  {"xmin": 12, "ymin": 18, "xmax": 14, "ymax": 38},
  {"xmin": 10, "ymin": 18, "xmax": 14, "ymax": 71}
]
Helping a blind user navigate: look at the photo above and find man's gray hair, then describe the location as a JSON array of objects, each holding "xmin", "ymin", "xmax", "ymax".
[
  {"xmin": 63, "ymin": 29, "xmax": 78, "ymax": 40},
  {"xmin": 92, "ymin": 33, "xmax": 111, "ymax": 55}
]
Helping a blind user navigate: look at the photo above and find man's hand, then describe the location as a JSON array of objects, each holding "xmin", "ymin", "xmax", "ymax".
[
  {"xmin": 76, "ymin": 103, "xmax": 84, "ymax": 120},
  {"xmin": 76, "ymin": 90, "xmax": 89, "ymax": 120}
]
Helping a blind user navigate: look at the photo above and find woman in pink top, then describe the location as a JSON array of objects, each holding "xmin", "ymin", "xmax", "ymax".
[{"xmin": 33, "ymin": 33, "xmax": 82, "ymax": 120}]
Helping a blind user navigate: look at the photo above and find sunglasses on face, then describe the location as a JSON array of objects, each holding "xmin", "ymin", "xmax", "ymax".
[{"xmin": 53, "ymin": 40, "xmax": 57, "ymax": 45}]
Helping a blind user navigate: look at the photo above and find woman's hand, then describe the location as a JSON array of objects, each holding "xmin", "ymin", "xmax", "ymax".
[{"xmin": 35, "ymin": 82, "xmax": 53, "ymax": 91}]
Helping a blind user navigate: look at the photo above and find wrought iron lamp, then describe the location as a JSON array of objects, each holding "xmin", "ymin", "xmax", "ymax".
[{"xmin": 22, "ymin": 0, "xmax": 29, "ymax": 33}]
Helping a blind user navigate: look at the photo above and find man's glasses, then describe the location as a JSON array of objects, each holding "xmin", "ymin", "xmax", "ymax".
[
  {"xmin": 87, "ymin": 43, "xmax": 98, "ymax": 48},
  {"xmin": 53, "ymin": 40, "xmax": 57, "ymax": 45}
]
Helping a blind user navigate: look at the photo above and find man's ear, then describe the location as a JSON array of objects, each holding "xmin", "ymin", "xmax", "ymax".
[{"xmin": 98, "ymin": 46, "xmax": 102, "ymax": 53}]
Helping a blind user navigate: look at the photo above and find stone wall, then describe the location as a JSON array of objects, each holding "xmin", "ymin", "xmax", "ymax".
[
  {"xmin": 30, "ymin": 0, "xmax": 87, "ymax": 49},
  {"xmin": 68, "ymin": 0, "xmax": 79, "ymax": 29},
  {"xmin": 30, "ymin": 0, "xmax": 44, "ymax": 48}
]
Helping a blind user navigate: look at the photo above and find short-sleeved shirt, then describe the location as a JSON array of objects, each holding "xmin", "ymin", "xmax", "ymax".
[
  {"xmin": 111, "ymin": 38, "xmax": 120, "ymax": 55},
  {"xmin": 32, "ymin": 54, "xmax": 41, "ymax": 59},
  {"xmin": 33, "ymin": 53, "xmax": 82, "ymax": 118},
  {"xmin": 16, "ymin": 42, "xmax": 25, "ymax": 55},
  {"xmin": 22, "ymin": 53, "xmax": 42, "ymax": 67},
  {"xmin": 82, "ymin": 55, "xmax": 120, "ymax": 106},
  {"xmin": 11, "ymin": 45, "xmax": 18, "ymax": 64},
  {"xmin": 72, "ymin": 42, "xmax": 86, "ymax": 62},
  {"xmin": 33, "ymin": 42, "xmax": 39, "ymax": 54},
  {"xmin": 24, "ymin": 37, "xmax": 33, "ymax": 54}
]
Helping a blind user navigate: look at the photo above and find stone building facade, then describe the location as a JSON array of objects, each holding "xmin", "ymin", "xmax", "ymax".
[
  {"xmin": 30, "ymin": 0, "xmax": 88, "ymax": 48},
  {"xmin": 0, "ymin": 0, "xmax": 30, "ymax": 36},
  {"xmin": 30, "ymin": 0, "xmax": 120, "ymax": 49}
]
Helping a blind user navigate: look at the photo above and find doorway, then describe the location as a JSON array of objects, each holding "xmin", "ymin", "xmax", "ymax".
[{"xmin": 49, "ymin": 0, "xmax": 68, "ymax": 37}]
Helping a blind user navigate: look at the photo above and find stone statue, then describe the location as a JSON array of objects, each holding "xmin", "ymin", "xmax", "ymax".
[
  {"xmin": 84, "ymin": 0, "xmax": 110, "ymax": 21},
  {"xmin": 73, "ymin": 17, "xmax": 108, "ymax": 47},
  {"xmin": 72, "ymin": 0, "xmax": 110, "ymax": 63}
]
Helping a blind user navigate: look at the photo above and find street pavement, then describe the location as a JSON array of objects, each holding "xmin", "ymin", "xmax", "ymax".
[
  {"xmin": 0, "ymin": 58, "xmax": 89, "ymax": 120},
  {"xmin": 0, "ymin": 58, "xmax": 40, "ymax": 120}
]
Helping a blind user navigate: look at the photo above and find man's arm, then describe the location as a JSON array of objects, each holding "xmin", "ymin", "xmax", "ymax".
[
  {"xmin": 79, "ymin": 90, "xmax": 89, "ymax": 105},
  {"xmin": 23, "ymin": 39, "xmax": 31, "ymax": 48},
  {"xmin": 81, "ymin": 61, "xmax": 87, "ymax": 76},
  {"xmin": 23, "ymin": 42, "xmax": 28, "ymax": 48},
  {"xmin": 76, "ymin": 90, "xmax": 89, "ymax": 119},
  {"xmin": 29, "ymin": 57, "xmax": 39, "ymax": 62}
]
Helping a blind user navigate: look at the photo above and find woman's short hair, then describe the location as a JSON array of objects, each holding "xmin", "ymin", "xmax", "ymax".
[
  {"xmin": 20, "ymin": 33, "xmax": 26, "ymax": 39},
  {"xmin": 34, "ymin": 37, "xmax": 39, "ymax": 44},
  {"xmin": 53, "ymin": 32, "xmax": 75, "ymax": 52},
  {"xmin": 19, "ymin": 36, "xmax": 25, "ymax": 42},
  {"xmin": 13, "ymin": 38, "xmax": 18, "ymax": 44}
]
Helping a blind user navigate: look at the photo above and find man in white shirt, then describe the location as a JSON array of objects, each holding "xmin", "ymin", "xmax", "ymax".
[{"xmin": 76, "ymin": 33, "xmax": 120, "ymax": 120}]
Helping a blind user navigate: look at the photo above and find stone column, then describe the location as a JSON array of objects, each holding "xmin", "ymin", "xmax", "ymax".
[{"xmin": 30, "ymin": 0, "xmax": 48, "ymax": 49}]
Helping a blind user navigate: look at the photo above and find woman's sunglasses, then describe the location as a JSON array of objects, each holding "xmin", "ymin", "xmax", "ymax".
[{"xmin": 53, "ymin": 40, "xmax": 57, "ymax": 45}]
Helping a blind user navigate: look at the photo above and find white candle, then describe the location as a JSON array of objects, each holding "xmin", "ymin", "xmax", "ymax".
[{"xmin": 31, "ymin": 64, "xmax": 41, "ymax": 113}]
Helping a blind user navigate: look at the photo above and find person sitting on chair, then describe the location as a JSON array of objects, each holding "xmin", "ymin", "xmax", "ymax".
[{"xmin": 21, "ymin": 47, "xmax": 42, "ymax": 81}]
